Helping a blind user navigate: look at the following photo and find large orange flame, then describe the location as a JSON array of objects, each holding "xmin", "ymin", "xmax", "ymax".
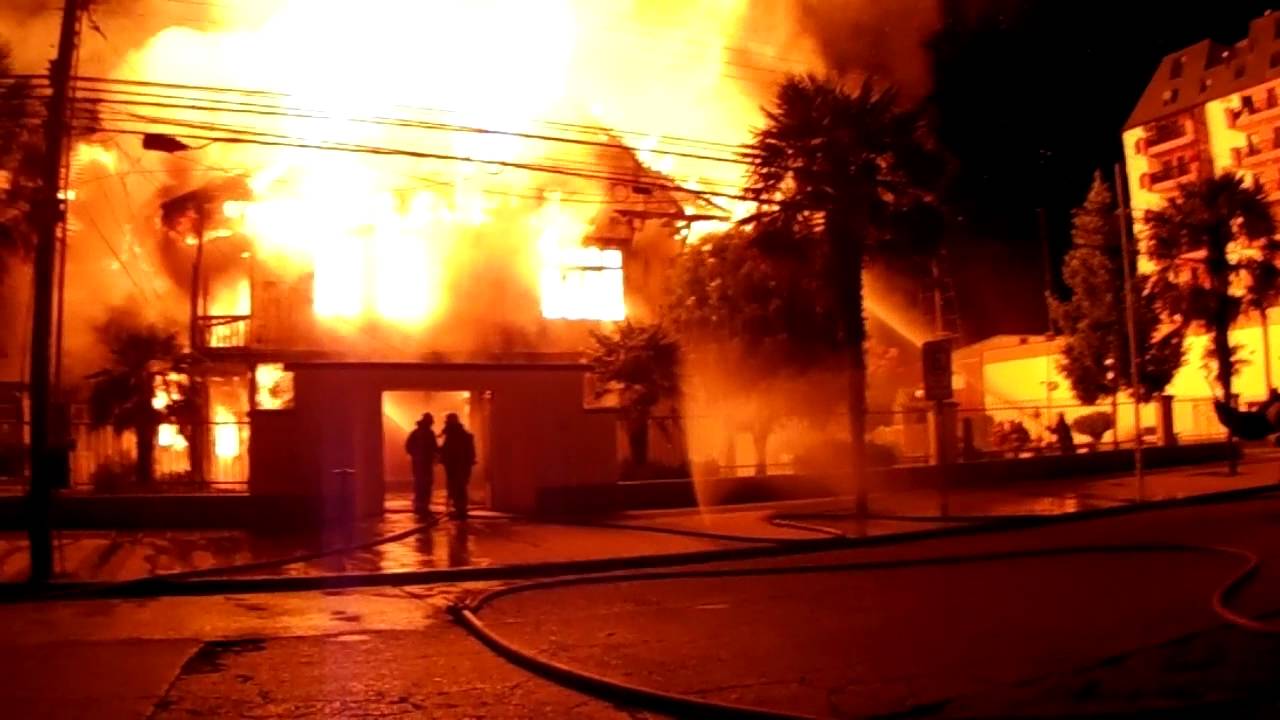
[{"xmin": 67, "ymin": 0, "xmax": 821, "ymax": 337}]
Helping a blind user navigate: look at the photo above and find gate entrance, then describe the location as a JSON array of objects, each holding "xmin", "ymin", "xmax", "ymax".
[{"xmin": 380, "ymin": 389, "xmax": 490, "ymax": 511}]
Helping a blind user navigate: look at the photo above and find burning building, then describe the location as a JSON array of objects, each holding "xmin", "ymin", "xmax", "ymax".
[{"xmin": 2, "ymin": 0, "xmax": 849, "ymax": 516}]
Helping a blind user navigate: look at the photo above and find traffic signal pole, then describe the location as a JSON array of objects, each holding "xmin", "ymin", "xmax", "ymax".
[{"xmin": 27, "ymin": 0, "xmax": 82, "ymax": 584}]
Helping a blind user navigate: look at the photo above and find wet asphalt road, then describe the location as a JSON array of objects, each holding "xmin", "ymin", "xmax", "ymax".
[{"xmin": 5, "ymin": 494, "xmax": 1280, "ymax": 718}]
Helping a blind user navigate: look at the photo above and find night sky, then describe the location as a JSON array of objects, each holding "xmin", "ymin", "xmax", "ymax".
[{"xmin": 931, "ymin": 0, "xmax": 1277, "ymax": 341}]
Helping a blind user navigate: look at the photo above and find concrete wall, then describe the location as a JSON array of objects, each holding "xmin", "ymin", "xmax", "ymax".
[
  {"xmin": 963, "ymin": 324, "xmax": 1280, "ymax": 447},
  {"xmin": 250, "ymin": 362, "xmax": 618, "ymax": 517}
]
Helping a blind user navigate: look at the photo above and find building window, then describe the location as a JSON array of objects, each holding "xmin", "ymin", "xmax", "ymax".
[
  {"xmin": 1171, "ymin": 55, "xmax": 1185, "ymax": 79},
  {"xmin": 1162, "ymin": 88, "xmax": 1180, "ymax": 105},
  {"xmin": 1236, "ymin": 63, "xmax": 1247, "ymax": 80},
  {"xmin": 1274, "ymin": 15, "xmax": 1280, "ymax": 39},
  {"xmin": 539, "ymin": 247, "xmax": 626, "ymax": 321},
  {"xmin": 1272, "ymin": 50, "xmax": 1280, "ymax": 69},
  {"xmin": 1201, "ymin": 76, "xmax": 1213, "ymax": 93}
]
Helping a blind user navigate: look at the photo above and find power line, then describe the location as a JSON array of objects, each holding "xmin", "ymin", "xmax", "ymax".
[
  {"xmin": 84, "ymin": 116, "xmax": 759, "ymax": 202},
  {"xmin": 8, "ymin": 74, "xmax": 760, "ymax": 157},
  {"xmin": 81, "ymin": 214, "xmax": 153, "ymax": 302},
  {"xmin": 74, "ymin": 89, "xmax": 751, "ymax": 167},
  {"xmin": 68, "ymin": 75, "xmax": 755, "ymax": 153}
]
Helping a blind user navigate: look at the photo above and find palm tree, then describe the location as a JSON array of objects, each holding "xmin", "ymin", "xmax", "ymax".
[
  {"xmin": 1145, "ymin": 173, "xmax": 1280, "ymax": 474},
  {"xmin": 0, "ymin": 38, "xmax": 95, "ymax": 282},
  {"xmin": 588, "ymin": 320, "xmax": 680, "ymax": 468},
  {"xmin": 87, "ymin": 317, "xmax": 183, "ymax": 486},
  {"xmin": 743, "ymin": 74, "xmax": 941, "ymax": 511}
]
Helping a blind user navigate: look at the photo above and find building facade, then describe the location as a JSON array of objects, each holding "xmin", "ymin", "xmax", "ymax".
[{"xmin": 1123, "ymin": 10, "xmax": 1280, "ymax": 222}]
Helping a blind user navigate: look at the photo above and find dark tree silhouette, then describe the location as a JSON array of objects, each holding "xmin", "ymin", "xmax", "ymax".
[
  {"xmin": 0, "ymin": 42, "xmax": 44, "ymax": 281},
  {"xmin": 87, "ymin": 316, "xmax": 186, "ymax": 486},
  {"xmin": 588, "ymin": 320, "xmax": 680, "ymax": 468},
  {"xmin": 1145, "ymin": 173, "xmax": 1280, "ymax": 474},
  {"xmin": 742, "ymin": 74, "xmax": 941, "ymax": 509},
  {"xmin": 668, "ymin": 225, "xmax": 842, "ymax": 475}
]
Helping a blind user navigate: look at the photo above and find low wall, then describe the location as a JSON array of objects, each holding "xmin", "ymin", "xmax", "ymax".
[{"xmin": 618, "ymin": 441, "xmax": 1242, "ymax": 511}]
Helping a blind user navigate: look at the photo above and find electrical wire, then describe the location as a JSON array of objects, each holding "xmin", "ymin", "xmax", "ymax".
[
  {"xmin": 6, "ymin": 74, "xmax": 764, "ymax": 202},
  {"xmin": 73, "ymin": 87, "xmax": 750, "ymax": 166},
  {"xmin": 64, "ymin": 75, "xmax": 757, "ymax": 154},
  {"xmin": 84, "ymin": 123, "xmax": 763, "ymax": 203}
]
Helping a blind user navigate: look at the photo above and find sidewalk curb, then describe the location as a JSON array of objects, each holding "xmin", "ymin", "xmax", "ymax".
[{"xmin": 3, "ymin": 482, "xmax": 1277, "ymax": 602}]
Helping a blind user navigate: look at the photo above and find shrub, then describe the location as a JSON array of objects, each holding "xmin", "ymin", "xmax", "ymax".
[
  {"xmin": 1071, "ymin": 411, "xmax": 1114, "ymax": 445},
  {"xmin": 991, "ymin": 420, "xmax": 1031, "ymax": 454},
  {"xmin": 620, "ymin": 460, "xmax": 692, "ymax": 481},
  {"xmin": 865, "ymin": 440, "xmax": 899, "ymax": 469},
  {"xmin": 89, "ymin": 460, "xmax": 133, "ymax": 494}
]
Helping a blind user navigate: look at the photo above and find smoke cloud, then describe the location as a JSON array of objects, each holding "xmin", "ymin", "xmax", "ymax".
[{"xmin": 799, "ymin": 0, "xmax": 940, "ymax": 97}]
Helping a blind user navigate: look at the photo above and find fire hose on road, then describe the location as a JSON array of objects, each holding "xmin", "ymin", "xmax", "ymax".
[{"xmin": 451, "ymin": 531, "xmax": 1280, "ymax": 719}]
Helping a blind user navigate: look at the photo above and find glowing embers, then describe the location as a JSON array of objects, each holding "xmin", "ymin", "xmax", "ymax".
[{"xmin": 254, "ymin": 362, "xmax": 295, "ymax": 410}]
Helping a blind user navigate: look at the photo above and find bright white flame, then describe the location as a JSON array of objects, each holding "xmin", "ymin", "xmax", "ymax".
[
  {"xmin": 157, "ymin": 423, "xmax": 188, "ymax": 449},
  {"xmin": 214, "ymin": 406, "xmax": 240, "ymax": 459}
]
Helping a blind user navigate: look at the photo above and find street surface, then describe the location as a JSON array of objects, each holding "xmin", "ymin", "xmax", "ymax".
[{"xmin": 3, "ymin": 494, "xmax": 1280, "ymax": 717}]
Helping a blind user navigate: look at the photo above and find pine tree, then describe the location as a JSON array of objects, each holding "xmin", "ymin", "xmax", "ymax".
[{"xmin": 1051, "ymin": 171, "xmax": 1183, "ymax": 406}]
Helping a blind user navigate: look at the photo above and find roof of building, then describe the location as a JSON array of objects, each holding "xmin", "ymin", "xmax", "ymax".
[
  {"xmin": 1126, "ymin": 10, "xmax": 1280, "ymax": 130},
  {"xmin": 954, "ymin": 333, "xmax": 1057, "ymax": 361}
]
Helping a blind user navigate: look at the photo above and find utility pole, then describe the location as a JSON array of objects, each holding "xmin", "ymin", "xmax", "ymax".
[
  {"xmin": 1114, "ymin": 162, "xmax": 1144, "ymax": 499},
  {"xmin": 27, "ymin": 0, "xmax": 83, "ymax": 584},
  {"xmin": 188, "ymin": 206, "xmax": 207, "ymax": 485}
]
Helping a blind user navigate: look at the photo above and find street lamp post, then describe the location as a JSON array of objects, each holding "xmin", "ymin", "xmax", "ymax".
[{"xmin": 1114, "ymin": 162, "xmax": 1145, "ymax": 500}]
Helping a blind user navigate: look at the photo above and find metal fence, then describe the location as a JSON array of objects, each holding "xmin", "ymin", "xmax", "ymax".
[
  {"xmin": 1, "ymin": 421, "xmax": 249, "ymax": 494},
  {"xmin": 624, "ymin": 398, "xmax": 1230, "ymax": 472},
  {"xmin": 958, "ymin": 397, "xmax": 1225, "ymax": 455}
]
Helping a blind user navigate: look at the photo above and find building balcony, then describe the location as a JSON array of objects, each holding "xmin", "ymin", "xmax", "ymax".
[
  {"xmin": 1228, "ymin": 99, "xmax": 1280, "ymax": 130},
  {"xmin": 1142, "ymin": 165, "xmax": 1197, "ymax": 192},
  {"xmin": 1234, "ymin": 139, "xmax": 1280, "ymax": 167},
  {"xmin": 1139, "ymin": 119, "xmax": 1194, "ymax": 156},
  {"xmin": 198, "ymin": 315, "xmax": 251, "ymax": 349}
]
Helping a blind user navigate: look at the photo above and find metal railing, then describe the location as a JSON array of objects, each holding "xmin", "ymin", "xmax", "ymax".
[
  {"xmin": 1145, "ymin": 163, "xmax": 1195, "ymax": 188},
  {"xmin": 620, "ymin": 399, "xmax": 1232, "ymax": 475},
  {"xmin": 1145, "ymin": 118, "xmax": 1189, "ymax": 148},
  {"xmin": 1231, "ymin": 93, "xmax": 1280, "ymax": 127},
  {"xmin": 1, "ymin": 421, "xmax": 249, "ymax": 494},
  {"xmin": 199, "ymin": 315, "xmax": 251, "ymax": 349}
]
